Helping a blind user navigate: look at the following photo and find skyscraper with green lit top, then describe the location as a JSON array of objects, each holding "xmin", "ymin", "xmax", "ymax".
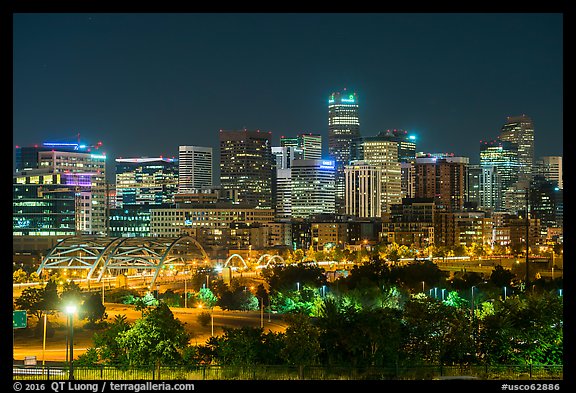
[{"xmin": 328, "ymin": 89, "xmax": 360, "ymax": 213}]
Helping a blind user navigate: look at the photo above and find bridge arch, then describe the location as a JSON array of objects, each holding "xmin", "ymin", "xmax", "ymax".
[
  {"xmin": 37, "ymin": 235, "xmax": 210, "ymax": 287},
  {"xmin": 224, "ymin": 254, "xmax": 248, "ymax": 269},
  {"xmin": 256, "ymin": 254, "xmax": 285, "ymax": 268}
]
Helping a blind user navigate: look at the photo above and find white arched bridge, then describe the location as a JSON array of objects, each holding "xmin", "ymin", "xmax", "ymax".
[
  {"xmin": 223, "ymin": 253, "xmax": 286, "ymax": 269},
  {"xmin": 36, "ymin": 235, "xmax": 210, "ymax": 287}
]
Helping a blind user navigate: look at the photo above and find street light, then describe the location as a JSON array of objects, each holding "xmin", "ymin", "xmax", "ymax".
[
  {"xmin": 184, "ymin": 275, "xmax": 188, "ymax": 308},
  {"xmin": 42, "ymin": 311, "xmax": 48, "ymax": 367},
  {"xmin": 471, "ymin": 286, "xmax": 476, "ymax": 318},
  {"xmin": 296, "ymin": 282, "xmax": 300, "ymax": 291},
  {"xmin": 65, "ymin": 304, "xmax": 77, "ymax": 380},
  {"xmin": 260, "ymin": 297, "xmax": 264, "ymax": 328},
  {"xmin": 421, "ymin": 281, "xmax": 425, "ymax": 293},
  {"xmin": 503, "ymin": 286, "xmax": 507, "ymax": 300}
]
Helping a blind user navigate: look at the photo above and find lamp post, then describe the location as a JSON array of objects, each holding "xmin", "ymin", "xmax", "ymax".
[
  {"xmin": 42, "ymin": 311, "xmax": 47, "ymax": 367},
  {"xmin": 260, "ymin": 297, "xmax": 264, "ymax": 328},
  {"xmin": 470, "ymin": 286, "xmax": 476, "ymax": 318},
  {"xmin": 65, "ymin": 305, "xmax": 77, "ymax": 380},
  {"xmin": 211, "ymin": 306, "xmax": 214, "ymax": 337},
  {"xmin": 503, "ymin": 286, "xmax": 507, "ymax": 300},
  {"xmin": 296, "ymin": 282, "xmax": 300, "ymax": 292},
  {"xmin": 421, "ymin": 281, "xmax": 425, "ymax": 293},
  {"xmin": 184, "ymin": 275, "xmax": 188, "ymax": 308}
]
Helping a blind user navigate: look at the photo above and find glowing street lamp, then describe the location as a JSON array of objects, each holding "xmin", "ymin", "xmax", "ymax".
[{"xmin": 65, "ymin": 304, "xmax": 77, "ymax": 380}]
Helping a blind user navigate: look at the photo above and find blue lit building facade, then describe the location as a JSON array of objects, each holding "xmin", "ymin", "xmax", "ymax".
[{"xmin": 14, "ymin": 141, "xmax": 107, "ymax": 235}]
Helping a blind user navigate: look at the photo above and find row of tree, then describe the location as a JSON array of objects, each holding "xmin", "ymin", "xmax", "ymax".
[{"xmin": 75, "ymin": 287, "xmax": 562, "ymax": 369}]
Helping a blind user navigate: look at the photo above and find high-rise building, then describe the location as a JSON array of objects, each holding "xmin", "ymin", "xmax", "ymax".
[
  {"xmin": 400, "ymin": 162, "xmax": 416, "ymax": 200},
  {"xmin": 178, "ymin": 146, "xmax": 213, "ymax": 193},
  {"xmin": 345, "ymin": 161, "xmax": 382, "ymax": 218},
  {"xmin": 14, "ymin": 141, "xmax": 108, "ymax": 235},
  {"xmin": 353, "ymin": 136, "xmax": 402, "ymax": 213},
  {"xmin": 291, "ymin": 159, "xmax": 336, "ymax": 219},
  {"xmin": 466, "ymin": 164, "xmax": 482, "ymax": 208},
  {"xmin": 479, "ymin": 166, "xmax": 501, "ymax": 212},
  {"xmin": 13, "ymin": 172, "xmax": 77, "ymax": 236},
  {"xmin": 272, "ymin": 146, "xmax": 296, "ymax": 170},
  {"xmin": 271, "ymin": 147, "xmax": 294, "ymax": 221},
  {"xmin": 530, "ymin": 175, "xmax": 563, "ymax": 235},
  {"xmin": 499, "ymin": 114, "xmax": 535, "ymax": 186},
  {"xmin": 535, "ymin": 156, "xmax": 563, "ymax": 190},
  {"xmin": 328, "ymin": 90, "xmax": 360, "ymax": 213},
  {"xmin": 414, "ymin": 156, "xmax": 468, "ymax": 212},
  {"xmin": 355, "ymin": 129, "xmax": 416, "ymax": 163},
  {"xmin": 115, "ymin": 157, "xmax": 178, "ymax": 207},
  {"xmin": 280, "ymin": 133, "xmax": 322, "ymax": 160},
  {"xmin": 219, "ymin": 129, "xmax": 273, "ymax": 209},
  {"xmin": 480, "ymin": 139, "xmax": 520, "ymax": 212}
]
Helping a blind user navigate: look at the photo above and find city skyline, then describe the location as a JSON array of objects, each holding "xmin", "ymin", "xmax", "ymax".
[{"xmin": 13, "ymin": 13, "xmax": 563, "ymax": 178}]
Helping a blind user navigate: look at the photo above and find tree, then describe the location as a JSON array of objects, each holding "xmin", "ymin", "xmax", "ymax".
[
  {"xmin": 29, "ymin": 272, "xmax": 41, "ymax": 283},
  {"xmin": 60, "ymin": 280, "xmax": 83, "ymax": 307},
  {"xmin": 489, "ymin": 265, "xmax": 516, "ymax": 288},
  {"xmin": 127, "ymin": 293, "xmax": 159, "ymax": 317},
  {"xmin": 196, "ymin": 287, "xmax": 218, "ymax": 308},
  {"xmin": 391, "ymin": 260, "xmax": 447, "ymax": 292},
  {"xmin": 41, "ymin": 280, "xmax": 60, "ymax": 312},
  {"xmin": 14, "ymin": 287, "xmax": 44, "ymax": 323},
  {"xmin": 91, "ymin": 315, "xmax": 131, "ymax": 367},
  {"xmin": 81, "ymin": 293, "xmax": 108, "ymax": 328},
  {"xmin": 281, "ymin": 313, "xmax": 321, "ymax": 368},
  {"xmin": 402, "ymin": 294, "xmax": 475, "ymax": 365},
  {"xmin": 262, "ymin": 263, "xmax": 327, "ymax": 293},
  {"xmin": 117, "ymin": 303, "xmax": 190, "ymax": 367},
  {"xmin": 13, "ymin": 269, "xmax": 28, "ymax": 283}
]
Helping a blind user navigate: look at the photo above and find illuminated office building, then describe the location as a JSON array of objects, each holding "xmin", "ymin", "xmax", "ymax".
[
  {"xmin": 480, "ymin": 139, "xmax": 520, "ymax": 212},
  {"xmin": 291, "ymin": 159, "xmax": 336, "ymax": 218},
  {"xmin": 499, "ymin": 114, "xmax": 534, "ymax": 186},
  {"xmin": 328, "ymin": 90, "xmax": 360, "ymax": 213},
  {"xmin": 116, "ymin": 157, "xmax": 178, "ymax": 207},
  {"xmin": 14, "ymin": 141, "xmax": 107, "ymax": 235},
  {"xmin": 219, "ymin": 129, "xmax": 273, "ymax": 209},
  {"xmin": 280, "ymin": 133, "xmax": 322, "ymax": 160},
  {"xmin": 345, "ymin": 161, "xmax": 382, "ymax": 218},
  {"xmin": 535, "ymin": 156, "xmax": 563, "ymax": 190},
  {"xmin": 271, "ymin": 147, "xmax": 294, "ymax": 221},
  {"xmin": 352, "ymin": 136, "xmax": 402, "ymax": 213},
  {"xmin": 13, "ymin": 172, "xmax": 77, "ymax": 236},
  {"xmin": 414, "ymin": 156, "xmax": 468, "ymax": 212},
  {"xmin": 178, "ymin": 146, "xmax": 213, "ymax": 193}
]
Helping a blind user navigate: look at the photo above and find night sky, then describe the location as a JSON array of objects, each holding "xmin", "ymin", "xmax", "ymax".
[{"xmin": 13, "ymin": 13, "xmax": 563, "ymax": 182}]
